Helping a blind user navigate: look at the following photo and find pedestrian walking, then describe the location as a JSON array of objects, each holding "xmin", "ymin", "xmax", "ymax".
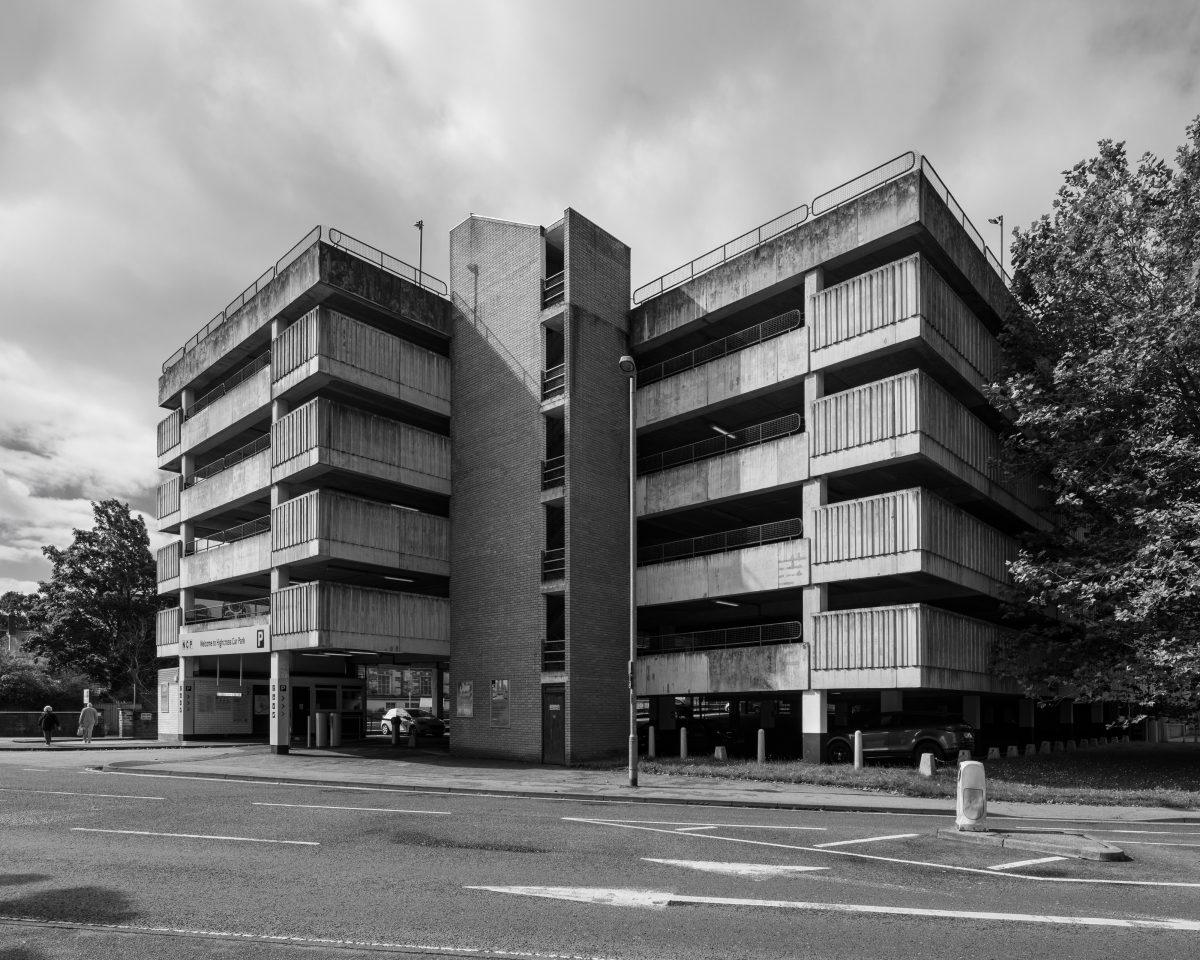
[
  {"xmin": 38, "ymin": 706, "xmax": 60, "ymax": 746},
  {"xmin": 78, "ymin": 701, "xmax": 99, "ymax": 744}
]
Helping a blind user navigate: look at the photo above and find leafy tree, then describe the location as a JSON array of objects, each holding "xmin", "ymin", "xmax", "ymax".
[
  {"xmin": 2, "ymin": 590, "xmax": 38, "ymax": 633},
  {"xmin": 0, "ymin": 648, "xmax": 90, "ymax": 709},
  {"xmin": 990, "ymin": 117, "xmax": 1200, "ymax": 712},
  {"xmin": 27, "ymin": 499, "xmax": 159, "ymax": 704}
]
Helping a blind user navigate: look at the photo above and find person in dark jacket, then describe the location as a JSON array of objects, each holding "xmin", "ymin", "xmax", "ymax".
[{"xmin": 38, "ymin": 705, "xmax": 60, "ymax": 746}]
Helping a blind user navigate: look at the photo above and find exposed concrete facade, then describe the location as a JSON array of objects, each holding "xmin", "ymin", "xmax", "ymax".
[{"xmin": 155, "ymin": 155, "xmax": 1056, "ymax": 763}]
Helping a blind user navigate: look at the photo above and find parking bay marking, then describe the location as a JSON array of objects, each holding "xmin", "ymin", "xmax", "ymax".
[
  {"xmin": 71, "ymin": 828, "xmax": 318, "ymax": 846},
  {"xmin": 566, "ymin": 817, "xmax": 1200, "ymax": 888},
  {"xmin": 644, "ymin": 858, "xmax": 828, "ymax": 878},
  {"xmin": 468, "ymin": 885, "xmax": 1200, "ymax": 931},
  {"xmin": 253, "ymin": 801, "xmax": 451, "ymax": 815},
  {"xmin": 815, "ymin": 833, "xmax": 919, "ymax": 848},
  {"xmin": 989, "ymin": 856, "xmax": 1068, "ymax": 871}
]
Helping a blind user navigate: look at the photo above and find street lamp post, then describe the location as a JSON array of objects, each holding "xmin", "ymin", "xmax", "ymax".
[
  {"xmin": 414, "ymin": 219, "xmax": 424, "ymax": 281},
  {"xmin": 619, "ymin": 354, "xmax": 638, "ymax": 788},
  {"xmin": 988, "ymin": 214, "xmax": 1005, "ymax": 274}
]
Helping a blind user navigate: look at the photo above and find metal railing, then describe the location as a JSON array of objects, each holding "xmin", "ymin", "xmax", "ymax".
[
  {"xmin": 185, "ymin": 352, "xmax": 271, "ymax": 419},
  {"xmin": 183, "ymin": 434, "xmax": 270, "ymax": 488},
  {"xmin": 162, "ymin": 225, "xmax": 447, "ymax": 372},
  {"xmin": 637, "ymin": 518, "xmax": 802, "ymax": 566},
  {"xmin": 541, "ymin": 455, "xmax": 566, "ymax": 489},
  {"xmin": 541, "ymin": 547, "xmax": 566, "ymax": 580},
  {"xmin": 638, "ymin": 413, "xmax": 801, "ymax": 475},
  {"xmin": 917, "ymin": 157, "xmax": 1012, "ymax": 284},
  {"xmin": 184, "ymin": 596, "xmax": 270, "ymax": 624},
  {"xmin": 184, "ymin": 516, "xmax": 270, "ymax": 556},
  {"xmin": 633, "ymin": 150, "xmax": 1008, "ymax": 303},
  {"xmin": 640, "ymin": 621, "xmax": 802, "ymax": 655},
  {"xmin": 542, "ymin": 637, "xmax": 566, "ymax": 672},
  {"xmin": 541, "ymin": 364, "xmax": 566, "ymax": 402},
  {"xmin": 542, "ymin": 271, "xmax": 565, "ymax": 308},
  {"xmin": 637, "ymin": 310, "xmax": 802, "ymax": 387}
]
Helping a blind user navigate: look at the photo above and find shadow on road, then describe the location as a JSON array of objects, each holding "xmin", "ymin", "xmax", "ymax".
[{"xmin": 0, "ymin": 883, "xmax": 138, "ymax": 927}]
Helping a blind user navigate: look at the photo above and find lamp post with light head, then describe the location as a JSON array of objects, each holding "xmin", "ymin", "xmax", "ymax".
[
  {"xmin": 618, "ymin": 354, "xmax": 638, "ymax": 788},
  {"xmin": 987, "ymin": 215, "xmax": 1004, "ymax": 274}
]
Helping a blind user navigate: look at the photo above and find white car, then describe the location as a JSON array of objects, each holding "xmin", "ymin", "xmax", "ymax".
[{"xmin": 380, "ymin": 707, "xmax": 446, "ymax": 738}]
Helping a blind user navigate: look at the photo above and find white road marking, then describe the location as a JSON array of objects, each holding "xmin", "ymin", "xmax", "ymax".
[
  {"xmin": 0, "ymin": 915, "xmax": 619, "ymax": 959},
  {"xmin": 468, "ymin": 885, "xmax": 1200, "ymax": 931},
  {"xmin": 644, "ymin": 858, "xmax": 828, "ymax": 878},
  {"xmin": 815, "ymin": 833, "xmax": 919, "ymax": 848},
  {"xmin": 1085, "ymin": 828, "xmax": 1200, "ymax": 836},
  {"xmin": 564, "ymin": 817, "xmax": 1200, "ymax": 888},
  {"xmin": 575, "ymin": 816, "xmax": 825, "ymax": 831},
  {"xmin": 675, "ymin": 825, "xmax": 717, "ymax": 833},
  {"xmin": 988, "ymin": 856, "xmax": 1068, "ymax": 871},
  {"xmin": 0, "ymin": 787, "xmax": 164, "ymax": 800},
  {"xmin": 70, "ymin": 828, "xmax": 318, "ymax": 846},
  {"xmin": 253, "ymin": 801, "xmax": 451, "ymax": 815},
  {"xmin": 1116, "ymin": 839, "xmax": 1200, "ymax": 848}
]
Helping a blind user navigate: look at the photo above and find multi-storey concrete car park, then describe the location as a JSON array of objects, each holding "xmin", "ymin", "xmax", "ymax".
[{"xmin": 154, "ymin": 152, "xmax": 1107, "ymax": 763}]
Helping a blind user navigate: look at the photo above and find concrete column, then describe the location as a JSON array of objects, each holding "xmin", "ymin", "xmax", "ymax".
[
  {"xmin": 433, "ymin": 663, "xmax": 446, "ymax": 718},
  {"xmin": 881, "ymin": 690, "xmax": 904, "ymax": 713},
  {"xmin": 269, "ymin": 651, "xmax": 291, "ymax": 754},
  {"xmin": 962, "ymin": 695, "xmax": 982, "ymax": 729},
  {"xmin": 178, "ymin": 655, "xmax": 196, "ymax": 739},
  {"xmin": 801, "ymin": 689, "xmax": 827, "ymax": 763},
  {"xmin": 270, "ymin": 565, "xmax": 290, "ymax": 592},
  {"xmin": 804, "ymin": 267, "xmax": 825, "ymax": 321}
]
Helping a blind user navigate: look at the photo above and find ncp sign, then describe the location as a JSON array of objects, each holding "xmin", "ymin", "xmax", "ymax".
[{"xmin": 179, "ymin": 625, "xmax": 270, "ymax": 657}]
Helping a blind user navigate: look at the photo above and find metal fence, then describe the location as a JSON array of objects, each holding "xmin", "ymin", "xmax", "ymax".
[
  {"xmin": 163, "ymin": 225, "xmax": 447, "ymax": 373},
  {"xmin": 541, "ymin": 547, "xmax": 566, "ymax": 580},
  {"xmin": 541, "ymin": 455, "xmax": 566, "ymax": 489},
  {"xmin": 185, "ymin": 516, "xmax": 271, "ymax": 556},
  {"xmin": 542, "ymin": 637, "xmax": 566, "ymax": 672},
  {"xmin": 541, "ymin": 364, "xmax": 566, "ymax": 402},
  {"xmin": 184, "ymin": 434, "xmax": 270, "ymax": 487},
  {"xmin": 632, "ymin": 150, "xmax": 1008, "ymax": 304},
  {"xmin": 640, "ymin": 621, "xmax": 802, "ymax": 655},
  {"xmin": 637, "ymin": 413, "xmax": 802, "ymax": 475},
  {"xmin": 185, "ymin": 352, "xmax": 271, "ymax": 419},
  {"xmin": 542, "ymin": 271, "xmax": 565, "ymax": 308},
  {"xmin": 184, "ymin": 596, "xmax": 271, "ymax": 624},
  {"xmin": 637, "ymin": 310, "xmax": 802, "ymax": 387},
  {"xmin": 637, "ymin": 518, "xmax": 802, "ymax": 566}
]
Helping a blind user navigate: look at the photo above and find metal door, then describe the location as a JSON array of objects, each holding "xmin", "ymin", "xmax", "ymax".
[{"xmin": 542, "ymin": 685, "xmax": 566, "ymax": 765}]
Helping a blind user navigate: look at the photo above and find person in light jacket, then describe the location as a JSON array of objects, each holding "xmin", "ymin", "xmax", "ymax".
[
  {"xmin": 38, "ymin": 706, "xmax": 60, "ymax": 746},
  {"xmin": 78, "ymin": 702, "xmax": 99, "ymax": 744}
]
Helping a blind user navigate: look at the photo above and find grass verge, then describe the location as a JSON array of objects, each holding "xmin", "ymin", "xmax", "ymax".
[{"xmin": 635, "ymin": 743, "xmax": 1200, "ymax": 810}]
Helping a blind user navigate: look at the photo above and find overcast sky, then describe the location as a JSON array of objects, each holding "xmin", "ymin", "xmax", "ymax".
[{"xmin": 1, "ymin": 0, "xmax": 1198, "ymax": 593}]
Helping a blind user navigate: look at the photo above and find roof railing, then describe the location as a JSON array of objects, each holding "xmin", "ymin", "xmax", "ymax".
[
  {"xmin": 185, "ymin": 352, "xmax": 271, "ymax": 420},
  {"xmin": 162, "ymin": 225, "xmax": 447, "ymax": 373},
  {"xmin": 637, "ymin": 413, "xmax": 801, "ymax": 476},
  {"xmin": 637, "ymin": 518, "xmax": 802, "ymax": 566},
  {"xmin": 640, "ymin": 621, "xmax": 802, "ymax": 655},
  {"xmin": 633, "ymin": 150, "xmax": 1010, "ymax": 304},
  {"xmin": 637, "ymin": 309, "xmax": 801, "ymax": 387},
  {"xmin": 183, "ymin": 434, "xmax": 270, "ymax": 488}
]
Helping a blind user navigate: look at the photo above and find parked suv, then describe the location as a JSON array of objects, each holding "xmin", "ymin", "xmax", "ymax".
[{"xmin": 826, "ymin": 712, "xmax": 975, "ymax": 765}]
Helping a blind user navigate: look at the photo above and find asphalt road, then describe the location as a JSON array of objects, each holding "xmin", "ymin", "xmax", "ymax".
[{"xmin": 2, "ymin": 752, "xmax": 1199, "ymax": 959}]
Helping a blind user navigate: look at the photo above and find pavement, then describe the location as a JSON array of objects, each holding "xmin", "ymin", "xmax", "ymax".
[{"xmin": 10, "ymin": 737, "xmax": 1190, "ymax": 823}]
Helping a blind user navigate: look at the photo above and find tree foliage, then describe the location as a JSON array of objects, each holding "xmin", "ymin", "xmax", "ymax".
[
  {"xmin": 990, "ymin": 117, "xmax": 1200, "ymax": 711},
  {"xmin": 0, "ymin": 648, "xmax": 90, "ymax": 709},
  {"xmin": 27, "ymin": 499, "xmax": 159, "ymax": 703}
]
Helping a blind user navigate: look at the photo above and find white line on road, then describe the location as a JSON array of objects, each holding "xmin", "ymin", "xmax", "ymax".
[
  {"xmin": 988, "ymin": 856, "xmax": 1068, "ymax": 871},
  {"xmin": 70, "ymin": 828, "xmax": 318, "ymax": 846},
  {"xmin": 253, "ymin": 801, "xmax": 451, "ymax": 815},
  {"xmin": 1115, "ymin": 839, "xmax": 1200, "ymax": 848},
  {"xmin": 815, "ymin": 833, "xmax": 919, "ymax": 848},
  {"xmin": 0, "ymin": 787, "xmax": 164, "ymax": 800},
  {"xmin": 0, "ymin": 915, "xmax": 620, "ymax": 959},
  {"xmin": 644, "ymin": 858, "xmax": 828, "ymax": 878},
  {"xmin": 572, "ymin": 816, "xmax": 825, "ymax": 831},
  {"xmin": 564, "ymin": 817, "xmax": 1200, "ymax": 888},
  {"xmin": 467, "ymin": 885, "xmax": 1200, "ymax": 931}
]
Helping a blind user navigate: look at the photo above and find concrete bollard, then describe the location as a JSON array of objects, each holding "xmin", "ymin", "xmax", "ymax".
[
  {"xmin": 330, "ymin": 712, "xmax": 341, "ymax": 748},
  {"xmin": 1052, "ymin": 740, "xmax": 1064, "ymax": 752},
  {"xmin": 756, "ymin": 728, "xmax": 766, "ymax": 764},
  {"xmin": 1025, "ymin": 743, "xmax": 1036, "ymax": 756},
  {"xmin": 680, "ymin": 726, "xmax": 688, "ymax": 760},
  {"xmin": 1122, "ymin": 735, "xmax": 1130, "ymax": 743},
  {"xmin": 918, "ymin": 752, "xmax": 936, "ymax": 778},
  {"xmin": 1039, "ymin": 741, "xmax": 1052, "ymax": 754},
  {"xmin": 1007, "ymin": 745, "xmax": 1019, "ymax": 758},
  {"xmin": 955, "ymin": 760, "xmax": 988, "ymax": 831},
  {"xmin": 714, "ymin": 745, "xmax": 728, "ymax": 761},
  {"xmin": 853, "ymin": 730, "xmax": 864, "ymax": 770},
  {"xmin": 1065, "ymin": 740, "xmax": 1075, "ymax": 751},
  {"xmin": 957, "ymin": 749, "xmax": 972, "ymax": 763},
  {"xmin": 307, "ymin": 714, "xmax": 315, "ymax": 749},
  {"xmin": 315, "ymin": 711, "xmax": 330, "ymax": 748},
  {"xmin": 648, "ymin": 725, "xmax": 656, "ymax": 759},
  {"xmin": 986, "ymin": 747, "xmax": 1001, "ymax": 760}
]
